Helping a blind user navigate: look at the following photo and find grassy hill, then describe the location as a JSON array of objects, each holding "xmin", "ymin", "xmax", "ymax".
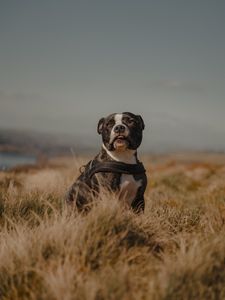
[{"xmin": 0, "ymin": 153, "xmax": 225, "ymax": 300}]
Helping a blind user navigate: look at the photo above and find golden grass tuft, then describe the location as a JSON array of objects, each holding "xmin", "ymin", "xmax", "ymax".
[{"xmin": 0, "ymin": 153, "xmax": 225, "ymax": 299}]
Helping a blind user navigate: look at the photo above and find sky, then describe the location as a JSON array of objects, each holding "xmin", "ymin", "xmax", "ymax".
[{"xmin": 0, "ymin": 0, "xmax": 225, "ymax": 152}]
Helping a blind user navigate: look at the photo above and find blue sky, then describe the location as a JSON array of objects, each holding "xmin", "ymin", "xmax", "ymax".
[{"xmin": 0, "ymin": 0, "xmax": 225, "ymax": 151}]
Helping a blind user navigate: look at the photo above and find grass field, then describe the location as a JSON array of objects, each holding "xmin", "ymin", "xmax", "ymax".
[{"xmin": 0, "ymin": 153, "xmax": 225, "ymax": 300}]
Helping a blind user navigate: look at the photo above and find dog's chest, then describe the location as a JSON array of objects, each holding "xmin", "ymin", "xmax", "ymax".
[{"xmin": 119, "ymin": 174, "xmax": 142, "ymax": 206}]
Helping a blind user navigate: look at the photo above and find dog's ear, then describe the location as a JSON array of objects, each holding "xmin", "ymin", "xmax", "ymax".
[
  {"xmin": 97, "ymin": 117, "xmax": 105, "ymax": 134},
  {"xmin": 136, "ymin": 115, "xmax": 145, "ymax": 130}
]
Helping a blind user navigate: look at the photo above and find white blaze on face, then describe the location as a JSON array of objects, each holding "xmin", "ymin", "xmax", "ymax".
[{"xmin": 114, "ymin": 113, "xmax": 123, "ymax": 125}]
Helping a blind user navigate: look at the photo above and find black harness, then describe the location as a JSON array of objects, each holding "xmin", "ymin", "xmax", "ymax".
[{"xmin": 85, "ymin": 160, "xmax": 146, "ymax": 179}]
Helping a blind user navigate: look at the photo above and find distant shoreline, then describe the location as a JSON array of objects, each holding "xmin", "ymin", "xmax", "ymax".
[{"xmin": 0, "ymin": 152, "xmax": 37, "ymax": 171}]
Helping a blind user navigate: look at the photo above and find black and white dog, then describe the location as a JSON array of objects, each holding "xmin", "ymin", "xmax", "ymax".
[{"xmin": 66, "ymin": 112, "xmax": 147, "ymax": 213}]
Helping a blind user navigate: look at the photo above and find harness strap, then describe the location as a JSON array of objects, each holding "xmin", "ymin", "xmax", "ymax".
[{"xmin": 86, "ymin": 160, "xmax": 146, "ymax": 179}]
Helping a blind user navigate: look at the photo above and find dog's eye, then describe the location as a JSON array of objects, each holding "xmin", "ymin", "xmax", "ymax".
[
  {"xmin": 106, "ymin": 120, "xmax": 114, "ymax": 127},
  {"xmin": 127, "ymin": 118, "xmax": 136, "ymax": 125}
]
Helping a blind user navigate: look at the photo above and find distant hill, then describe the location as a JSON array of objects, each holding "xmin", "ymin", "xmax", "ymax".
[
  {"xmin": 0, "ymin": 129, "xmax": 97, "ymax": 156},
  {"xmin": 0, "ymin": 127, "xmax": 224, "ymax": 157}
]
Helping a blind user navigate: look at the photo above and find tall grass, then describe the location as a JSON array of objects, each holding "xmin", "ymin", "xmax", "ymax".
[{"xmin": 0, "ymin": 154, "xmax": 225, "ymax": 299}]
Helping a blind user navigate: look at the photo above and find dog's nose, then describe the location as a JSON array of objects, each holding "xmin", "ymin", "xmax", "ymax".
[{"xmin": 114, "ymin": 125, "xmax": 126, "ymax": 133}]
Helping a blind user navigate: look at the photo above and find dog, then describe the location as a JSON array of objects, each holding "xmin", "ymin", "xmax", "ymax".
[{"xmin": 66, "ymin": 112, "xmax": 147, "ymax": 213}]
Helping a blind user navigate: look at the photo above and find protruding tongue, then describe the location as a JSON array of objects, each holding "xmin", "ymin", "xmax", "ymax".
[{"xmin": 116, "ymin": 138, "xmax": 125, "ymax": 144}]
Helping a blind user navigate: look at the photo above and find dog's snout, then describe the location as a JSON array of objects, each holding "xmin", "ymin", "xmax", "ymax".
[{"xmin": 114, "ymin": 125, "xmax": 126, "ymax": 133}]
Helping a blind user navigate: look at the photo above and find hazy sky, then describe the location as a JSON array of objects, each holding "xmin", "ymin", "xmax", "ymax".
[{"xmin": 0, "ymin": 0, "xmax": 225, "ymax": 151}]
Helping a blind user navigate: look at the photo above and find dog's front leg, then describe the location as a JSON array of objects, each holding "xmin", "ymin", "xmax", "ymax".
[
  {"xmin": 131, "ymin": 196, "xmax": 145, "ymax": 213},
  {"xmin": 66, "ymin": 180, "xmax": 91, "ymax": 212}
]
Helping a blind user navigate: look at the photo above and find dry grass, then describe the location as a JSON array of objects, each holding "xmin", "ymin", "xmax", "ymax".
[{"xmin": 0, "ymin": 153, "xmax": 225, "ymax": 300}]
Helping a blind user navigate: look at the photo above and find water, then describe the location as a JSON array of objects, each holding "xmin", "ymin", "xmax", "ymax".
[{"xmin": 0, "ymin": 152, "xmax": 36, "ymax": 170}]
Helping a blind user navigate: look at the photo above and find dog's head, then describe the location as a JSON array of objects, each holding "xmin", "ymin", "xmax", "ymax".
[{"xmin": 97, "ymin": 112, "xmax": 145, "ymax": 151}]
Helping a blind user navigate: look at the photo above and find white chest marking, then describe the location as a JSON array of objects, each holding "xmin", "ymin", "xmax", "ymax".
[
  {"xmin": 119, "ymin": 174, "xmax": 142, "ymax": 207},
  {"xmin": 102, "ymin": 144, "xmax": 136, "ymax": 164}
]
